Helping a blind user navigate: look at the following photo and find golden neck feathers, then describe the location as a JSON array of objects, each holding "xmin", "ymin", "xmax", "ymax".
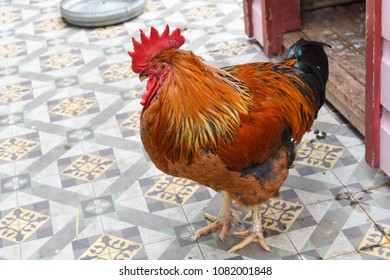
[{"xmin": 143, "ymin": 49, "xmax": 253, "ymax": 163}]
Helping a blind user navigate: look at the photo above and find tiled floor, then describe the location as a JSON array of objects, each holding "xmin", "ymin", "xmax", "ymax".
[{"xmin": 1, "ymin": 0, "xmax": 390, "ymax": 260}]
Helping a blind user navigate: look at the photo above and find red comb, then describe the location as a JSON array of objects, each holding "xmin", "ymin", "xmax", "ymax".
[{"xmin": 128, "ymin": 25, "xmax": 185, "ymax": 73}]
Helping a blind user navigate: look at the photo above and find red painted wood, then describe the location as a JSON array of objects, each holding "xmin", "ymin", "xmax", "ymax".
[
  {"xmin": 243, "ymin": 0, "xmax": 301, "ymax": 57},
  {"xmin": 280, "ymin": 0, "xmax": 301, "ymax": 33},
  {"xmin": 243, "ymin": 0, "xmax": 254, "ymax": 38},
  {"xmin": 365, "ymin": 0, "xmax": 382, "ymax": 168},
  {"xmin": 263, "ymin": 0, "xmax": 281, "ymax": 55}
]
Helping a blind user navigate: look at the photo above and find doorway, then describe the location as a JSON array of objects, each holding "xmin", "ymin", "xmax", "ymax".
[{"xmin": 282, "ymin": 1, "xmax": 366, "ymax": 135}]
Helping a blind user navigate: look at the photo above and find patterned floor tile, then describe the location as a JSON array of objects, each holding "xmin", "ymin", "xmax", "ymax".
[
  {"xmin": 99, "ymin": 62, "xmax": 135, "ymax": 83},
  {"xmin": 118, "ymin": 110, "xmax": 141, "ymax": 137},
  {"xmin": 0, "ymin": 112, "xmax": 24, "ymax": 127},
  {"xmin": 78, "ymin": 234, "xmax": 143, "ymax": 260},
  {"xmin": 87, "ymin": 25, "xmax": 128, "ymax": 42},
  {"xmin": 0, "ymin": 42, "xmax": 26, "ymax": 60},
  {"xmin": 206, "ymin": 39, "xmax": 258, "ymax": 59},
  {"xmin": 0, "ymin": 82, "xmax": 33, "ymax": 105},
  {"xmin": 0, "ymin": 207, "xmax": 50, "ymax": 243},
  {"xmin": 49, "ymin": 96, "xmax": 97, "ymax": 118},
  {"xmin": 72, "ymin": 233, "xmax": 107, "ymax": 260},
  {"xmin": 295, "ymin": 141, "xmax": 345, "ymax": 169},
  {"xmin": 183, "ymin": 5, "xmax": 224, "ymax": 22},
  {"xmin": 0, "ymin": 10, "xmax": 22, "ymax": 25},
  {"xmin": 1, "ymin": 174, "xmax": 31, "ymax": 193},
  {"xmin": 144, "ymin": 176, "xmax": 201, "ymax": 206},
  {"xmin": 296, "ymin": 201, "xmax": 382, "ymax": 260},
  {"xmin": 60, "ymin": 154, "xmax": 116, "ymax": 183},
  {"xmin": 81, "ymin": 195, "xmax": 115, "ymax": 218},
  {"xmin": 357, "ymin": 222, "xmax": 390, "ymax": 259},
  {"xmin": 34, "ymin": 18, "xmax": 68, "ymax": 34},
  {"xmin": 40, "ymin": 51, "xmax": 83, "ymax": 72},
  {"xmin": 0, "ymin": 137, "xmax": 40, "ymax": 162},
  {"xmin": 242, "ymin": 198, "xmax": 305, "ymax": 233},
  {"xmin": 55, "ymin": 76, "xmax": 79, "ymax": 89},
  {"xmin": 66, "ymin": 127, "xmax": 95, "ymax": 143}
]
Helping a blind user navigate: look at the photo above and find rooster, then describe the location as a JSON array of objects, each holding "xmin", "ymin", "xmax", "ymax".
[{"xmin": 128, "ymin": 25, "xmax": 329, "ymax": 253}]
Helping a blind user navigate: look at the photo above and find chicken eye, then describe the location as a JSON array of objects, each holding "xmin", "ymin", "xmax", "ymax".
[{"xmin": 152, "ymin": 63, "xmax": 158, "ymax": 69}]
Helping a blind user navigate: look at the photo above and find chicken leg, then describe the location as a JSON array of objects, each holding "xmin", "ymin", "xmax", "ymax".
[
  {"xmin": 228, "ymin": 204, "xmax": 271, "ymax": 253},
  {"xmin": 195, "ymin": 191, "xmax": 240, "ymax": 241}
]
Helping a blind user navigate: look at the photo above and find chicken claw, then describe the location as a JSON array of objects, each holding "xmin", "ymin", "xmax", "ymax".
[
  {"xmin": 229, "ymin": 204, "xmax": 271, "ymax": 253},
  {"xmin": 195, "ymin": 192, "xmax": 240, "ymax": 241}
]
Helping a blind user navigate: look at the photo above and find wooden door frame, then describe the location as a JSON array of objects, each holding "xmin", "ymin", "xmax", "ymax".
[
  {"xmin": 243, "ymin": 0, "xmax": 301, "ymax": 56},
  {"xmin": 365, "ymin": 0, "xmax": 381, "ymax": 168}
]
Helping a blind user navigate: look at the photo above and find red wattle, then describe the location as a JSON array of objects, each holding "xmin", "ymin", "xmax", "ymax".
[{"xmin": 141, "ymin": 75, "xmax": 159, "ymax": 107}]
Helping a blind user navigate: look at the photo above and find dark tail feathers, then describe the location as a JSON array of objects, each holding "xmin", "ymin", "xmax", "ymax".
[{"xmin": 285, "ymin": 38, "xmax": 331, "ymax": 111}]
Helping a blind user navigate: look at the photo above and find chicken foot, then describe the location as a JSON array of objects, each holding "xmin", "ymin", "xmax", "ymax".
[
  {"xmin": 195, "ymin": 191, "xmax": 240, "ymax": 241},
  {"xmin": 229, "ymin": 204, "xmax": 271, "ymax": 253}
]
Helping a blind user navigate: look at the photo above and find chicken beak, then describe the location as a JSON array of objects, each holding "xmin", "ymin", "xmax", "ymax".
[{"xmin": 139, "ymin": 73, "xmax": 148, "ymax": 82}]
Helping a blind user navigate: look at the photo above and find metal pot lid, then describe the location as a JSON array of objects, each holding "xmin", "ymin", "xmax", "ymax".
[{"xmin": 60, "ymin": 0, "xmax": 147, "ymax": 27}]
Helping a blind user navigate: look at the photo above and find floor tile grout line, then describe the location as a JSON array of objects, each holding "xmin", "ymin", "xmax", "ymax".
[
  {"xmin": 323, "ymin": 250, "xmax": 358, "ymax": 260},
  {"xmin": 352, "ymin": 201, "xmax": 390, "ymax": 242},
  {"xmin": 180, "ymin": 199, "xmax": 207, "ymax": 260},
  {"xmin": 330, "ymin": 167, "xmax": 390, "ymax": 251},
  {"xmin": 284, "ymin": 231, "xmax": 305, "ymax": 260}
]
